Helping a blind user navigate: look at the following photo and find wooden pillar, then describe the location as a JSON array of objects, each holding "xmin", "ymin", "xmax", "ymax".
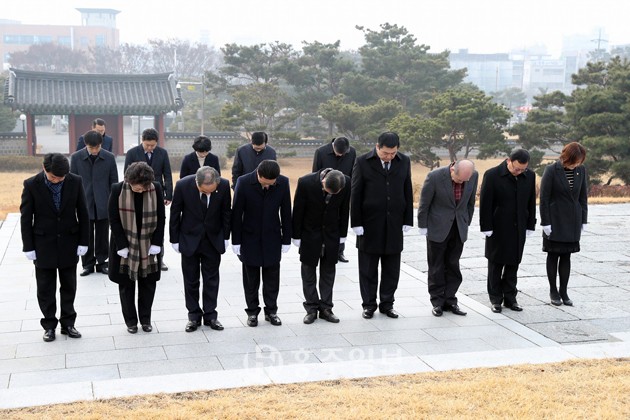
[
  {"xmin": 156, "ymin": 114, "xmax": 165, "ymax": 147},
  {"xmin": 26, "ymin": 113, "xmax": 34, "ymax": 156},
  {"xmin": 116, "ymin": 114, "xmax": 124, "ymax": 156},
  {"xmin": 68, "ymin": 114, "xmax": 77, "ymax": 153}
]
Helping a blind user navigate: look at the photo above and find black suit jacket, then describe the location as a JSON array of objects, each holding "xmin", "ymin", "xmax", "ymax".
[
  {"xmin": 77, "ymin": 134, "xmax": 113, "ymax": 152},
  {"xmin": 479, "ymin": 159, "xmax": 536, "ymax": 264},
  {"xmin": 170, "ymin": 175, "xmax": 231, "ymax": 256},
  {"xmin": 350, "ymin": 148, "xmax": 413, "ymax": 255},
  {"xmin": 20, "ymin": 172, "xmax": 89, "ymax": 269},
  {"xmin": 231, "ymin": 171, "xmax": 291, "ymax": 267},
  {"xmin": 539, "ymin": 161, "xmax": 588, "ymax": 243},
  {"xmin": 124, "ymin": 145, "xmax": 173, "ymax": 201},
  {"xmin": 292, "ymin": 170, "xmax": 350, "ymax": 267},
  {"xmin": 312, "ymin": 141, "xmax": 356, "ymax": 177},
  {"xmin": 179, "ymin": 151, "xmax": 221, "ymax": 179}
]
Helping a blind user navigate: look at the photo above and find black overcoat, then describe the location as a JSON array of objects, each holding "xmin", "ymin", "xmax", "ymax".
[
  {"xmin": 539, "ymin": 161, "xmax": 588, "ymax": 242},
  {"xmin": 350, "ymin": 148, "xmax": 414, "ymax": 255},
  {"xmin": 179, "ymin": 151, "xmax": 221, "ymax": 179},
  {"xmin": 124, "ymin": 145, "xmax": 173, "ymax": 201},
  {"xmin": 292, "ymin": 170, "xmax": 350, "ymax": 267},
  {"xmin": 479, "ymin": 160, "xmax": 536, "ymax": 264},
  {"xmin": 311, "ymin": 141, "xmax": 357, "ymax": 177}
]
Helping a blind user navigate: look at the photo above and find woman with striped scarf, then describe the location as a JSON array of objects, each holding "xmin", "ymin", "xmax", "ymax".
[{"xmin": 108, "ymin": 162, "xmax": 166, "ymax": 334}]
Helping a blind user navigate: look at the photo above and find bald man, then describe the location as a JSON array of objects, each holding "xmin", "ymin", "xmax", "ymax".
[{"xmin": 418, "ymin": 160, "xmax": 478, "ymax": 317}]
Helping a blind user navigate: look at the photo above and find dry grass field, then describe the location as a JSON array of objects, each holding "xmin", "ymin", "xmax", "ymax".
[
  {"xmin": 2, "ymin": 157, "xmax": 623, "ymax": 221},
  {"xmin": 2, "ymin": 358, "xmax": 628, "ymax": 419}
]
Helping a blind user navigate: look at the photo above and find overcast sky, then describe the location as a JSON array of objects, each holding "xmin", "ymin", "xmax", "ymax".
[{"xmin": 3, "ymin": 0, "xmax": 628, "ymax": 56}]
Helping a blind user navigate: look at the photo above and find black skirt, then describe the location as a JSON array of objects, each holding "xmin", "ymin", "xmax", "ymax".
[{"xmin": 543, "ymin": 237, "xmax": 580, "ymax": 254}]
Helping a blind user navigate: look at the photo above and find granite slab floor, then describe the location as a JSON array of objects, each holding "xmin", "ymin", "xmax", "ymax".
[{"xmin": 1, "ymin": 199, "xmax": 629, "ymax": 409}]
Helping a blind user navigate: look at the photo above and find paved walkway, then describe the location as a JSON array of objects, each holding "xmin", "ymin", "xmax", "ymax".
[{"xmin": 0, "ymin": 197, "xmax": 629, "ymax": 409}]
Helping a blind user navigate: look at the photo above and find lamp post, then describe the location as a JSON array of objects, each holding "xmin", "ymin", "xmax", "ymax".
[{"xmin": 19, "ymin": 113, "xmax": 26, "ymax": 134}]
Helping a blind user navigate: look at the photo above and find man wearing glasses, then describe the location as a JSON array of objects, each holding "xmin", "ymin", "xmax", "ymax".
[{"xmin": 479, "ymin": 149, "xmax": 536, "ymax": 313}]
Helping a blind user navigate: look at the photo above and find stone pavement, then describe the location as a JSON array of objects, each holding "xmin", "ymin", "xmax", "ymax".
[{"xmin": 0, "ymin": 199, "xmax": 629, "ymax": 409}]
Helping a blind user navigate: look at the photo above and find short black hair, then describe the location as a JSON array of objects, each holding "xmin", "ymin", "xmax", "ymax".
[
  {"xmin": 257, "ymin": 159, "xmax": 280, "ymax": 180},
  {"xmin": 332, "ymin": 137, "xmax": 350, "ymax": 155},
  {"xmin": 323, "ymin": 169, "xmax": 346, "ymax": 194},
  {"xmin": 142, "ymin": 128, "xmax": 159, "ymax": 142},
  {"xmin": 192, "ymin": 136, "xmax": 212, "ymax": 152},
  {"xmin": 83, "ymin": 130, "xmax": 103, "ymax": 147},
  {"xmin": 251, "ymin": 132, "xmax": 268, "ymax": 146},
  {"xmin": 125, "ymin": 162, "xmax": 155, "ymax": 186},
  {"xmin": 92, "ymin": 118, "xmax": 106, "ymax": 127},
  {"xmin": 43, "ymin": 153, "xmax": 69, "ymax": 177},
  {"xmin": 509, "ymin": 149, "xmax": 530, "ymax": 164},
  {"xmin": 377, "ymin": 132, "xmax": 400, "ymax": 148}
]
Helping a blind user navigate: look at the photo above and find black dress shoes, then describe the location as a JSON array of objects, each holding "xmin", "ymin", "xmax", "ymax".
[
  {"xmin": 444, "ymin": 304, "xmax": 467, "ymax": 316},
  {"xmin": 247, "ymin": 315, "xmax": 258, "ymax": 327},
  {"xmin": 562, "ymin": 297, "xmax": 573, "ymax": 306},
  {"xmin": 43, "ymin": 329, "xmax": 56, "ymax": 342},
  {"xmin": 185, "ymin": 320, "xmax": 200, "ymax": 332},
  {"xmin": 432, "ymin": 306, "xmax": 443, "ymax": 317},
  {"xmin": 319, "ymin": 309, "xmax": 340, "ymax": 323},
  {"xmin": 382, "ymin": 309, "xmax": 399, "ymax": 318},
  {"xmin": 491, "ymin": 304, "xmax": 502, "ymax": 313},
  {"xmin": 550, "ymin": 293, "xmax": 563, "ymax": 306},
  {"xmin": 80, "ymin": 267, "xmax": 93, "ymax": 277},
  {"xmin": 265, "ymin": 313, "xmax": 282, "ymax": 326},
  {"xmin": 338, "ymin": 253, "xmax": 349, "ymax": 263},
  {"xmin": 303, "ymin": 312, "xmax": 317, "ymax": 324},
  {"xmin": 97, "ymin": 265, "xmax": 109, "ymax": 275},
  {"xmin": 127, "ymin": 325, "xmax": 138, "ymax": 334},
  {"xmin": 504, "ymin": 302, "xmax": 523, "ymax": 311},
  {"xmin": 161, "ymin": 261, "xmax": 169, "ymax": 271},
  {"xmin": 362, "ymin": 308, "xmax": 375, "ymax": 319},
  {"xmin": 205, "ymin": 320, "xmax": 224, "ymax": 330},
  {"xmin": 60, "ymin": 326, "xmax": 82, "ymax": 338},
  {"xmin": 141, "ymin": 324, "xmax": 152, "ymax": 332}
]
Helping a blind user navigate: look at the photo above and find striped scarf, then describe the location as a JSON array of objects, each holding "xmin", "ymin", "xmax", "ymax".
[{"xmin": 118, "ymin": 182, "xmax": 159, "ymax": 281}]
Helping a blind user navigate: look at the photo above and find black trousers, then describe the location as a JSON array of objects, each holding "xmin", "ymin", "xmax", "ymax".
[
  {"xmin": 82, "ymin": 218, "xmax": 109, "ymax": 269},
  {"xmin": 301, "ymin": 261, "xmax": 336, "ymax": 313},
  {"xmin": 358, "ymin": 251, "xmax": 401, "ymax": 312},
  {"xmin": 118, "ymin": 278, "xmax": 157, "ymax": 327},
  {"xmin": 487, "ymin": 261, "xmax": 519, "ymax": 305},
  {"xmin": 181, "ymin": 237, "xmax": 221, "ymax": 322},
  {"xmin": 427, "ymin": 221, "xmax": 464, "ymax": 307},
  {"xmin": 338, "ymin": 242, "xmax": 346, "ymax": 257},
  {"xmin": 35, "ymin": 266, "xmax": 77, "ymax": 330},
  {"xmin": 242, "ymin": 263, "xmax": 280, "ymax": 316}
]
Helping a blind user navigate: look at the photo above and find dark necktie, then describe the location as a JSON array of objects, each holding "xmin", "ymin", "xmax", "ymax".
[
  {"xmin": 146, "ymin": 152, "xmax": 152, "ymax": 163},
  {"xmin": 201, "ymin": 193, "xmax": 208, "ymax": 215},
  {"xmin": 384, "ymin": 162, "xmax": 390, "ymax": 171}
]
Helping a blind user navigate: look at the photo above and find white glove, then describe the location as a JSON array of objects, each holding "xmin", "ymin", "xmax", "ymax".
[
  {"xmin": 582, "ymin": 224, "xmax": 586, "ymax": 232},
  {"xmin": 339, "ymin": 237, "xmax": 346, "ymax": 244},
  {"xmin": 352, "ymin": 226, "xmax": 364, "ymax": 236},
  {"xmin": 542, "ymin": 225, "xmax": 552, "ymax": 236},
  {"xmin": 292, "ymin": 239, "xmax": 301, "ymax": 247},
  {"xmin": 482, "ymin": 231, "xmax": 493, "ymax": 237},
  {"xmin": 224, "ymin": 240, "xmax": 229, "ymax": 249},
  {"xmin": 419, "ymin": 228, "xmax": 428, "ymax": 236},
  {"xmin": 526, "ymin": 230, "xmax": 534, "ymax": 237},
  {"xmin": 232, "ymin": 244, "xmax": 241, "ymax": 255},
  {"xmin": 402, "ymin": 225, "xmax": 412, "ymax": 233},
  {"xmin": 117, "ymin": 247, "xmax": 129, "ymax": 258},
  {"xmin": 172, "ymin": 243, "xmax": 180, "ymax": 253},
  {"xmin": 76, "ymin": 245, "xmax": 88, "ymax": 256},
  {"xmin": 148, "ymin": 245, "xmax": 161, "ymax": 255},
  {"xmin": 24, "ymin": 250, "xmax": 36, "ymax": 261},
  {"xmin": 282, "ymin": 244, "xmax": 291, "ymax": 253}
]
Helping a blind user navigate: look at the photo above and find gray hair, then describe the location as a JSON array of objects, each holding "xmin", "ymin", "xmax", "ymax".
[
  {"xmin": 195, "ymin": 166, "xmax": 220, "ymax": 186},
  {"xmin": 453, "ymin": 159, "xmax": 475, "ymax": 175},
  {"xmin": 323, "ymin": 169, "xmax": 346, "ymax": 194}
]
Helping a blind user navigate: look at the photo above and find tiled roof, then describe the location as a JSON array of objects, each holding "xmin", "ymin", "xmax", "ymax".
[{"xmin": 4, "ymin": 68, "xmax": 184, "ymax": 115}]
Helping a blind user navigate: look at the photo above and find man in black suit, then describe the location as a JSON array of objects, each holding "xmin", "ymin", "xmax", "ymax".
[
  {"xmin": 312, "ymin": 137, "xmax": 356, "ymax": 263},
  {"xmin": 293, "ymin": 169, "xmax": 350, "ymax": 324},
  {"xmin": 418, "ymin": 160, "xmax": 478, "ymax": 317},
  {"xmin": 179, "ymin": 135, "xmax": 221, "ymax": 178},
  {"xmin": 232, "ymin": 160, "xmax": 291, "ymax": 327},
  {"xmin": 170, "ymin": 167, "xmax": 231, "ymax": 333},
  {"xmin": 351, "ymin": 132, "xmax": 413, "ymax": 319},
  {"xmin": 125, "ymin": 128, "xmax": 173, "ymax": 270},
  {"xmin": 479, "ymin": 149, "xmax": 536, "ymax": 313},
  {"xmin": 70, "ymin": 130, "xmax": 118, "ymax": 276},
  {"xmin": 231, "ymin": 131, "xmax": 276, "ymax": 188},
  {"xmin": 76, "ymin": 118, "xmax": 113, "ymax": 152},
  {"xmin": 21, "ymin": 153, "xmax": 89, "ymax": 342}
]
